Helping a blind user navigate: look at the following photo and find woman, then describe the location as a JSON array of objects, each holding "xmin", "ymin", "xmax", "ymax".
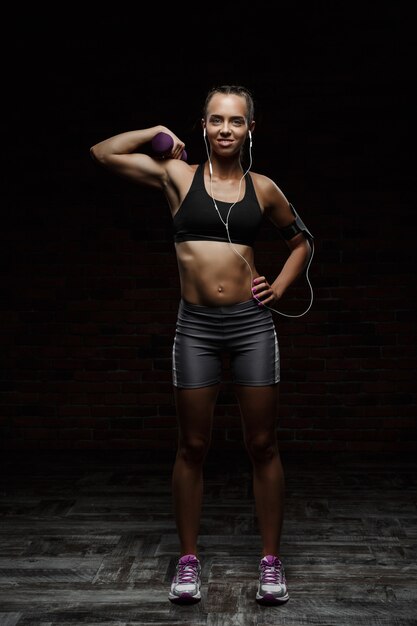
[{"xmin": 90, "ymin": 85, "xmax": 312, "ymax": 606}]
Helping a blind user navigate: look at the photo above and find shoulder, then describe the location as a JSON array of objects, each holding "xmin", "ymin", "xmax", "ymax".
[
  {"xmin": 163, "ymin": 159, "xmax": 199, "ymax": 175},
  {"xmin": 164, "ymin": 160, "xmax": 199, "ymax": 180},
  {"xmin": 249, "ymin": 172, "xmax": 289, "ymax": 212},
  {"xmin": 160, "ymin": 159, "xmax": 199, "ymax": 190}
]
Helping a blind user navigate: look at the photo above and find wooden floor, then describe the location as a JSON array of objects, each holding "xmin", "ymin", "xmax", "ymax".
[{"xmin": 0, "ymin": 449, "xmax": 416, "ymax": 625}]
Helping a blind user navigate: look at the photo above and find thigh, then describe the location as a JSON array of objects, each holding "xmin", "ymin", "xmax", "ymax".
[
  {"xmin": 172, "ymin": 300, "xmax": 223, "ymax": 389},
  {"xmin": 174, "ymin": 384, "xmax": 220, "ymax": 445},
  {"xmin": 234, "ymin": 384, "xmax": 279, "ymax": 444},
  {"xmin": 172, "ymin": 330, "xmax": 222, "ymax": 388},
  {"xmin": 229, "ymin": 309, "xmax": 280, "ymax": 387}
]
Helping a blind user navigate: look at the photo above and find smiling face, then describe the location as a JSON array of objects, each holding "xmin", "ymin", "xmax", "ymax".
[{"xmin": 203, "ymin": 93, "xmax": 254, "ymax": 157}]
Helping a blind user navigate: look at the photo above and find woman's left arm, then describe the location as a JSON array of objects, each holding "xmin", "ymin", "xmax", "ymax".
[{"xmin": 252, "ymin": 175, "xmax": 312, "ymax": 306}]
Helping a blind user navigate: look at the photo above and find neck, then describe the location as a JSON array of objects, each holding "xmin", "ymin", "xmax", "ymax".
[{"xmin": 207, "ymin": 155, "xmax": 243, "ymax": 179}]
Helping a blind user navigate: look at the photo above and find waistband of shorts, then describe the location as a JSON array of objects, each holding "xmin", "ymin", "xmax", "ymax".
[{"xmin": 180, "ymin": 297, "xmax": 258, "ymax": 314}]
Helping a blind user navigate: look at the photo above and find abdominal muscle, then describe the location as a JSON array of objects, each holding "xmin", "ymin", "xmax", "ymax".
[{"xmin": 175, "ymin": 240, "xmax": 260, "ymax": 306}]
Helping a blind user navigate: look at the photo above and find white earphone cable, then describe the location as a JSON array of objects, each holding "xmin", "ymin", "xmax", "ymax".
[{"xmin": 203, "ymin": 132, "xmax": 314, "ymax": 317}]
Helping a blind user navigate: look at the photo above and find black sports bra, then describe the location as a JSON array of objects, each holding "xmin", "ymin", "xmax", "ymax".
[{"xmin": 172, "ymin": 163, "xmax": 263, "ymax": 247}]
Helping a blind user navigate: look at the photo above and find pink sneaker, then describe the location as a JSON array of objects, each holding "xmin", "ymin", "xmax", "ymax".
[
  {"xmin": 256, "ymin": 554, "xmax": 289, "ymax": 604},
  {"xmin": 168, "ymin": 554, "xmax": 202, "ymax": 604}
]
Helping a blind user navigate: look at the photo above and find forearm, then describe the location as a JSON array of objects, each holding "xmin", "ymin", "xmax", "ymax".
[
  {"xmin": 90, "ymin": 125, "xmax": 168, "ymax": 160},
  {"xmin": 271, "ymin": 240, "xmax": 311, "ymax": 298}
]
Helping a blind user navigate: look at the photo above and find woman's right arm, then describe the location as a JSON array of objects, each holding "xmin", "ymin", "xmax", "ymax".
[{"xmin": 90, "ymin": 126, "xmax": 185, "ymax": 190}]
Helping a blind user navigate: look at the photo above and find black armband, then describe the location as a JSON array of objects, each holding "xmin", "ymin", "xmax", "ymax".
[{"xmin": 279, "ymin": 203, "xmax": 314, "ymax": 242}]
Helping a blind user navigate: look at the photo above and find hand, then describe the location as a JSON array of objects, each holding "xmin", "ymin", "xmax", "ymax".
[
  {"xmin": 165, "ymin": 132, "xmax": 186, "ymax": 160},
  {"xmin": 171, "ymin": 139, "xmax": 187, "ymax": 160},
  {"xmin": 251, "ymin": 276, "xmax": 279, "ymax": 307},
  {"xmin": 152, "ymin": 130, "xmax": 186, "ymax": 160}
]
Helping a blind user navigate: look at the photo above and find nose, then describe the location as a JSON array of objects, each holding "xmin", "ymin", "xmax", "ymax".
[{"xmin": 219, "ymin": 123, "xmax": 232, "ymax": 135}]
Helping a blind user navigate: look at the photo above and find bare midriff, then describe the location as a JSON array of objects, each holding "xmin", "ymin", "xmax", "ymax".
[{"xmin": 175, "ymin": 240, "xmax": 260, "ymax": 306}]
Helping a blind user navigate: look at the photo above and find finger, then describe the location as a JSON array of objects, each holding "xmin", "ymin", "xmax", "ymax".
[
  {"xmin": 257, "ymin": 292, "xmax": 275, "ymax": 306},
  {"xmin": 251, "ymin": 280, "xmax": 268, "ymax": 292},
  {"xmin": 173, "ymin": 143, "xmax": 185, "ymax": 159},
  {"xmin": 253, "ymin": 294, "xmax": 269, "ymax": 308},
  {"xmin": 252, "ymin": 282, "xmax": 270, "ymax": 294},
  {"xmin": 261, "ymin": 294, "xmax": 274, "ymax": 305}
]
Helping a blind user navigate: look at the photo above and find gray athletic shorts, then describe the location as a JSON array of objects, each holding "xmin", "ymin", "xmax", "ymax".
[{"xmin": 172, "ymin": 298, "xmax": 280, "ymax": 388}]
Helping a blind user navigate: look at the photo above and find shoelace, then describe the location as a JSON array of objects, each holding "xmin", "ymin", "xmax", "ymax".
[
  {"xmin": 261, "ymin": 559, "xmax": 285, "ymax": 584},
  {"xmin": 175, "ymin": 561, "xmax": 199, "ymax": 584}
]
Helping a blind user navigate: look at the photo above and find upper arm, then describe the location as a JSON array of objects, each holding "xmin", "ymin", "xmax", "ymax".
[
  {"xmin": 255, "ymin": 174, "xmax": 311, "ymax": 252},
  {"xmin": 255, "ymin": 174, "xmax": 294, "ymax": 229},
  {"xmin": 90, "ymin": 149, "xmax": 168, "ymax": 190}
]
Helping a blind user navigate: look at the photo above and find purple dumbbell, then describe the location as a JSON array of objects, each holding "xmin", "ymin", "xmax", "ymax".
[{"xmin": 151, "ymin": 132, "xmax": 187, "ymax": 161}]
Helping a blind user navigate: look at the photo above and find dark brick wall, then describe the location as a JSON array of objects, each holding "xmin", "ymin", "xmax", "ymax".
[{"xmin": 1, "ymin": 9, "xmax": 416, "ymax": 452}]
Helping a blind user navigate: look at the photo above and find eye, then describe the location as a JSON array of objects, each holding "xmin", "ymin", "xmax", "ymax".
[{"xmin": 210, "ymin": 116, "xmax": 222, "ymax": 124}]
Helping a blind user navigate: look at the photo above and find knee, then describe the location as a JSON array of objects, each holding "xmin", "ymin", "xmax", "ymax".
[
  {"xmin": 178, "ymin": 437, "xmax": 210, "ymax": 465},
  {"xmin": 245, "ymin": 434, "xmax": 278, "ymax": 463}
]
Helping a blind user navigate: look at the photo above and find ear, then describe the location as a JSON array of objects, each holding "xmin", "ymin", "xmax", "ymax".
[{"xmin": 249, "ymin": 121, "xmax": 255, "ymax": 135}]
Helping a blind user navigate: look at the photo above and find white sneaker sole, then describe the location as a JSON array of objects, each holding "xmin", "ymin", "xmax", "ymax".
[
  {"xmin": 168, "ymin": 588, "xmax": 201, "ymax": 604},
  {"xmin": 256, "ymin": 589, "xmax": 289, "ymax": 604}
]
